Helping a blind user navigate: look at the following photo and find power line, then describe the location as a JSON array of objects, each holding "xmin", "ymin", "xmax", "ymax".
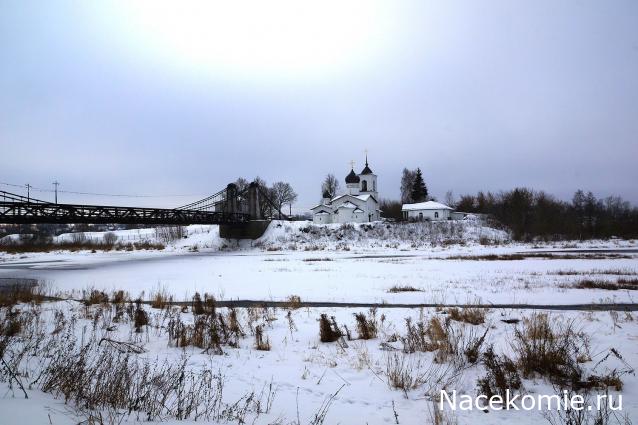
[
  {"xmin": 52, "ymin": 180, "xmax": 59, "ymax": 204},
  {"xmin": 0, "ymin": 181, "xmax": 206, "ymax": 198}
]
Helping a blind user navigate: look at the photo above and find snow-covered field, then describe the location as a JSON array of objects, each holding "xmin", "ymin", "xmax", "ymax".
[{"xmin": 1, "ymin": 221, "xmax": 637, "ymax": 424}]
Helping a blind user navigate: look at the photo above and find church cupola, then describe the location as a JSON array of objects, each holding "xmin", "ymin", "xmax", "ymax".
[
  {"xmin": 345, "ymin": 169, "xmax": 360, "ymax": 184},
  {"xmin": 322, "ymin": 189, "xmax": 331, "ymax": 204},
  {"xmin": 345, "ymin": 166, "xmax": 361, "ymax": 195}
]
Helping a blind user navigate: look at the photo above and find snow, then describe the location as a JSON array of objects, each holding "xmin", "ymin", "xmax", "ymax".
[
  {"xmin": 1, "ymin": 222, "xmax": 637, "ymax": 424},
  {"xmin": 1, "ymin": 303, "xmax": 636, "ymax": 425}
]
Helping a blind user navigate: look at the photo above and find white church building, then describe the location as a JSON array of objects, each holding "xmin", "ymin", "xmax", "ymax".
[{"xmin": 311, "ymin": 158, "xmax": 381, "ymax": 224}]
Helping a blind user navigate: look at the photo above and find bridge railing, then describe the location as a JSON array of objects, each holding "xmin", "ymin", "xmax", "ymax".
[{"xmin": 0, "ymin": 190, "xmax": 250, "ymax": 226}]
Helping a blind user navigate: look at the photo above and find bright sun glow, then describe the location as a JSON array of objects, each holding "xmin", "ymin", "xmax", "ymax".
[{"xmin": 107, "ymin": 0, "xmax": 394, "ymax": 81}]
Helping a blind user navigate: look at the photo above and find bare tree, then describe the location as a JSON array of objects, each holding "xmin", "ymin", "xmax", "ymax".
[
  {"xmin": 321, "ymin": 174, "xmax": 340, "ymax": 199},
  {"xmin": 270, "ymin": 182, "xmax": 298, "ymax": 217},
  {"xmin": 233, "ymin": 177, "xmax": 249, "ymax": 193},
  {"xmin": 444, "ymin": 190, "xmax": 455, "ymax": 208},
  {"xmin": 400, "ymin": 168, "xmax": 416, "ymax": 204}
]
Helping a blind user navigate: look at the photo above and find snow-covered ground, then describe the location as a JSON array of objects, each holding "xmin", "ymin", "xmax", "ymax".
[
  {"xmin": 1, "ymin": 221, "xmax": 637, "ymax": 424},
  {"xmin": 0, "ymin": 302, "xmax": 636, "ymax": 425}
]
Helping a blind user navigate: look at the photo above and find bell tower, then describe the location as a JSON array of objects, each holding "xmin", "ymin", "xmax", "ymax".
[{"xmin": 358, "ymin": 153, "xmax": 377, "ymax": 199}]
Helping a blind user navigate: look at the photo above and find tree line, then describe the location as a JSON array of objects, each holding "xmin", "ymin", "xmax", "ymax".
[
  {"xmin": 380, "ymin": 167, "xmax": 638, "ymax": 240},
  {"xmin": 455, "ymin": 188, "xmax": 638, "ymax": 241}
]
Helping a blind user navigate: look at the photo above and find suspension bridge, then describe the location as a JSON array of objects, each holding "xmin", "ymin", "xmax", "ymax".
[{"xmin": 0, "ymin": 182, "xmax": 282, "ymax": 238}]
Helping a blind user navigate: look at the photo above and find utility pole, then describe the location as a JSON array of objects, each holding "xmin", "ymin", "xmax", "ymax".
[
  {"xmin": 25, "ymin": 183, "xmax": 31, "ymax": 203},
  {"xmin": 52, "ymin": 181, "xmax": 60, "ymax": 204}
]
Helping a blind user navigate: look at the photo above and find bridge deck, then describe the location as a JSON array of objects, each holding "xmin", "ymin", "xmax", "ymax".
[{"xmin": 0, "ymin": 201, "xmax": 249, "ymax": 226}]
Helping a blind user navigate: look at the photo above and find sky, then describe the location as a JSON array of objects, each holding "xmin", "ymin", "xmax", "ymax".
[{"xmin": 1, "ymin": 0, "xmax": 637, "ymax": 212}]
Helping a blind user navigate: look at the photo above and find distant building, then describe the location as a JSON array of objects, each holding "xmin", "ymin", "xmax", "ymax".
[
  {"xmin": 311, "ymin": 156, "xmax": 380, "ymax": 224},
  {"xmin": 401, "ymin": 201, "xmax": 454, "ymax": 221}
]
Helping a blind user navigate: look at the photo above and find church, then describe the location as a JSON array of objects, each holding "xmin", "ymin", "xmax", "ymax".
[{"xmin": 310, "ymin": 157, "xmax": 381, "ymax": 224}]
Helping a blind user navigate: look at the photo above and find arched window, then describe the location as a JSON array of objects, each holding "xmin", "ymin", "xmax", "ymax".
[
  {"xmin": 435, "ymin": 212, "xmax": 439, "ymax": 219},
  {"xmin": 361, "ymin": 180, "xmax": 368, "ymax": 191},
  {"xmin": 418, "ymin": 212, "xmax": 423, "ymax": 221}
]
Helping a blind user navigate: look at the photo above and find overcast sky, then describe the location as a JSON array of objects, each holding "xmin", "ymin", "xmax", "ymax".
[{"xmin": 1, "ymin": 1, "xmax": 637, "ymax": 211}]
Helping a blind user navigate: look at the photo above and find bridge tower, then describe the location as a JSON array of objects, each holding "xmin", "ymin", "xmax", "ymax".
[
  {"xmin": 224, "ymin": 183, "xmax": 238, "ymax": 214},
  {"xmin": 247, "ymin": 181, "xmax": 262, "ymax": 220}
]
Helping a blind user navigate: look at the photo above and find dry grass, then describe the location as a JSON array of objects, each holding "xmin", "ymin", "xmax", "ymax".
[
  {"xmin": 0, "ymin": 239, "xmax": 165, "ymax": 253},
  {"xmin": 572, "ymin": 278, "xmax": 638, "ymax": 291},
  {"xmin": 0, "ymin": 280, "xmax": 44, "ymax": 307},
  {"xmin": 385, "ymin": 353, "xmax": 427, "ymax": 396},
  {"xmin": 446, "ymin": 253, "xmax": 631, "ymax": 261},
  {"xmin": 446, "ymin": 307, "xmax": 486, "ymax": 325},
  {"xmin": 387, "ymin": 285, "xmax": 423, "ymax": 293},
  {"xmin": 511, "ymin": 313, "xmax": 586, "ymax": 386},
  {"xmin": 551, "ymin": 269, "xmax": 638, "ymax": 276},
  {"xmin": 150, "ymin": 288, "xmax": 171, "ymax": 309}
]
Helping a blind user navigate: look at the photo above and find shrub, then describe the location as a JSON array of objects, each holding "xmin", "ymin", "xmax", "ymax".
[
  {"xmin": 511, "ymin": 313, "xmax": 585, "ymax": 386},
  {"xmin": 84, "ymin": 290, "xmax": 109, "ymax": 306},
  {"xmin": 319, "ymin": 314, "xmax": 342, "ymax": 343},
  {"xmin": 254, "ymin": 325, "xmax": 270, "ymax": 351},
  {"xmin": 133, "ymin": 299, "xmax": 149, "ymax": 332},
  {"xmin": 477, "ymin": 346, "xmax": 522, "ymax": 401},
  {"xmin": 285, "ymin": 295, "xmax": 302, "ymax": 310},
  {"xmin": 354, "ymin": 308, "xmax": 378, "ymax": 340},
  {"xmin": 103, "ymin": 232, "xmax": 118, "ymax": 246}
]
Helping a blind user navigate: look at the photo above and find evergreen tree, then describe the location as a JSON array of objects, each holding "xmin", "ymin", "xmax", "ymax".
[{"xmin": 410, "ymin": 168, "xmax": 428, "ymax": 202}]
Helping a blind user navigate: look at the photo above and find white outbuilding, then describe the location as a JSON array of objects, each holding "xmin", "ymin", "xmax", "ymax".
[{"xmin": 401, "ymin": 201, "xmax": 454, "ymax": 221}]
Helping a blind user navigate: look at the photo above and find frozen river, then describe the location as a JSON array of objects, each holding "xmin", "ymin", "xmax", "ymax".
[{"xmin": 1, "ymin": 247, "xmax": 637, "ymax": 305}]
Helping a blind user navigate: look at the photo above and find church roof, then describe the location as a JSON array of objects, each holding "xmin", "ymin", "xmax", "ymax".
[
  {"xmin": 360, "ymin": 165, "xmax": 373, "ymax": 175},
  {"xmin": 345, "ymin": 169, "xmax": 360, "ymax": 184},
  {"xmin": 337, "ymin": 201, "xmax": 358, "ymax": 209},
  {"xmin": 401, "ymin": 201, "xmax": 453, "ymax": 211},
  {"xmin": 360, "ymin": 155, "xmax": 373, "ymax": 175}
]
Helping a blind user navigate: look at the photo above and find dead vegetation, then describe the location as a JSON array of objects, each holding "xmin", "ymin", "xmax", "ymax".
[
  {"xmin": 0, "ymin": 237, "xmax": 165, "ymax": 253},
  {"xmin": 551, "ymin": 269, "xmax": 638, "ymax": 276},
  {"xmin": 387, "ymin": 285, "xmax": 423, "ymax": 293},
  {"xmin": 319, "ymin": 314, "xmax": 342, "ymax": 343},
  {"xmin": 446, "ymin": 306, "xmax": 487, "ymax": 325},
  {"xmin": 285, "ymin": 294, "xmax": 302, "ymax": 309},
  {"xmin": 0, "ymin": 280, "xmax": 44, "ymax": 307},
  {"xmin": 254, "ymin": 325, "xmax": 271, "ymax": 351},
  {"xmin": 400, "ymin": 316, "xmax": 488, "ymax": 367},
  {"xmin": 150, "ymin": 288, "xmax": 171, "ymax": 309},
  {"xmin": 445, "ymin": 253, "xmax": 631, "ymax": 261},
  {"xmin": 512, "ymin": 313, "xmax": 586, "ymax": 386},
  {"xmin": 571, "ymin": 278, "xmax": 638, "ymax": 291},
  {"xmin": 477, "ymin": 345, "xmax": 522, "ymax": 400},
  {"xmin": 83, "ymin": 289, "xmax": 109, "ymax": 306},
  {"xmin": 354, "ymin": 308, "xmax": 378, "ymax": 340}
]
